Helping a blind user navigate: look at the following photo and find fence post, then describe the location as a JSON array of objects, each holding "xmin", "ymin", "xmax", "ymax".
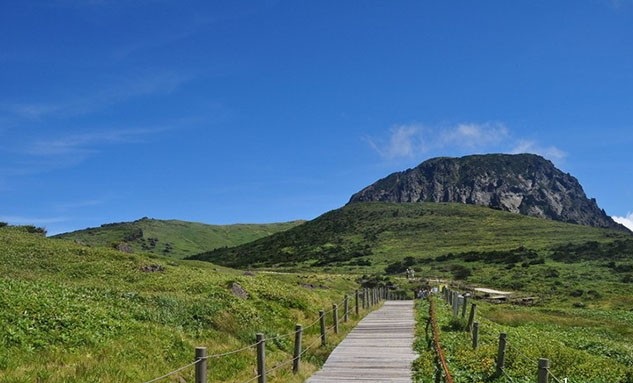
[
  {"xmin": 344, "ymin": 295, "xmax": 349, "ymax": 322},
  {"xmin": 256, "ymin": 333, "xmax": 266, "ymax": 383},
  {"xmin": 195, "ymin": 347, "xmax": 207, "ymax": 383},
  {"xmin": 293, "ymin": 324, "xmax": 302, "ymax": 374},
  {"xmin": 495, "ymin": 333, "xmax": 507, "ymax": 377},
  {"xmin": 538, "ymin": 358, "xmax": 550, "ymax": 383},
  {"xmin": 461, "ymin": 295, "xmax": 469, "ymax": 318},
  {"xmin": 467, "ymin": 303, "xmax": 477, "ymax": 332},
  {"xmin": 355, "ymin": 290, "xmax": 359, "ymax": 317},
  {"xmin": 472, "ymin": 322, "xmax": 479, "ymax": 350},
  {"xmin": 333, "ymin": 304, "xmax": 339, "ymax": 334},
  {"xmin": 319, "ymin": 310, "xmax": 327, "ymax": 346}
]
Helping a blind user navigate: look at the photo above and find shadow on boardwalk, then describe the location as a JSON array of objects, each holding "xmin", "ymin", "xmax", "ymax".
[{"xmin": 306, "ymin": 300, "xmax": 417, "ymax": 383}]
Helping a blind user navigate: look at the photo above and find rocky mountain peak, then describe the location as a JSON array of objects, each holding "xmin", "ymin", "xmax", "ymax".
[{"xmin": 349, "ymin": 153, "xmax": 626, "ymax": 230}]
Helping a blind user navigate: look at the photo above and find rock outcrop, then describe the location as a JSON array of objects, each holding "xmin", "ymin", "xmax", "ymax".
[{"xmin": 349, "ymin": 153, "xmax": 626, "ymax": 230}]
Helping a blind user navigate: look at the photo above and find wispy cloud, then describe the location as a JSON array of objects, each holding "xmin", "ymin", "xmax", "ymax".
[
  {"xmin": 613, "ymin": 212, "xmax": 633, "ymax": 231},
  {"xmin": 439, "ymin": 123, "xmax": 509, "ymax": 149},
  {"xmin": 25, "ymin": 128, "xmax": 164, "ymax": 157},
  {"xmin": 366, "ymin": 125, "xmax": 423, "ymax": 159},
  {"xmin": 367, "ymin": 122, "xmax": 566, "ymax": 164},
  {"xmin": 366, "ymin": 122, "xmax": 512, "ymax": 160},
  {"xmin": 4, "ymin": 71, "xmax": 192, "ymax": 121},
  {"xmin": 510, "ymin": 140, "xmax": 567, "ymax": 162}
]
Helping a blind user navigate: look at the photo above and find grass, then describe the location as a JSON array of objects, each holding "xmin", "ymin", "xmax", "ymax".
[
  {"xmin": 4, "ymin": 201, "xmax": 633, "ymax": 382},
  {"xmin": 190, "ymin": 202, "xmax": 630, "ymax": 272},
  {"xmin": 52, "ymin": 217, "xmax": 303, "ymax": 259},
  {"xmin": 413, "ymin": 291, "xmax": 633, "ymax": 383},
  {"xmin": 0, "ymin": 225, "xmax": 369, "ymax": 383}
]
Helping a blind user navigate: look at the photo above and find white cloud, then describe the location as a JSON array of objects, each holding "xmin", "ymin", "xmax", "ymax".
[
  {"xmin": 367, "ymin": 122, "xmax": 509, "ymax": 159},
  {"xmin": 440, "ymin": 123, "xmax": 509, "ymax": 149},
  {"xmin": 367, "ymin": 122, "xmax": 566, "ymax": 164},
  {"xmin": 511, "ymin": 140, "xmax": 566, "ymax": 162},
  {"xmin": 366, "ymin": 125, "xmax": 423, "ymax": 159},
  {"xmin": 613, "ymin": 212, "xmax": 633, "ymax": 231}
]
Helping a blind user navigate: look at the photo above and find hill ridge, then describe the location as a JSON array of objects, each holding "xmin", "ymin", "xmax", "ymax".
[{"xmin": 53, "ymin": 217, "xmax": 304, "ymax": 259}]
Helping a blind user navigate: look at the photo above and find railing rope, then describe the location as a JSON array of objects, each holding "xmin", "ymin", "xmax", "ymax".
[{"xmin": 142, "ymin": 286, "xmax": 387, "ymax": 383}]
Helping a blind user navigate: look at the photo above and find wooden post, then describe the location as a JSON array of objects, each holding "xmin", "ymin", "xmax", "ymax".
[
  {"xmin": 344, "ymin": 295, "xmax": 349, "ymax": 322},
  {"xmin": 538, "ymin": 358, "xmax": 550, "ymax": 383},
  {"xmin": 256, "ymin": 333, "xmax": 266, "ymax": 383},
  {"xmin": 461, "ymin": 295, "xmax": 469, "ymax": 318},
  {"xmin": 355, "ymin": 290, "xmax": 359, "ymax": 317},
  {"xmin": 472, "ymin": 322, "xmax": 479, "ymax": 350},
  {"xmin": 319, "ymin": 310, "xmax": 327, "ymax": 346},
  {"xmin": 495, "ymin": 333, "xmax": 507, "ymax": 377},
  {"xmin": 195, "ymin": 347, "xmax": 207, "ymax": 383},
  {"xmin": 333, "ymin": 304, "xmax": 339, "ymax": 334},
  {"xmin": 467, "ymin": 303, "xmax": 477, "ymax": 332},
  {"xmin": 293, "ymin": 324, "xmax": 302, "ymax": 374},
  {"xmin": 362, "ymin": 289, "xmax": 367, "ymax": 309}
]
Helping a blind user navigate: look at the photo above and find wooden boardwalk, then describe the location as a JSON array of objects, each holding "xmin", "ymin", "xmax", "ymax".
[{"xmin": 306, "ymin": 300, "xmax": 417, "ymax": 383}]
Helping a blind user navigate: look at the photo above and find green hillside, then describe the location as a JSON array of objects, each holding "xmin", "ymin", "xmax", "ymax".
[
  {"xmin": 0, "ymin": 225, "xmax": 364, "ymax": 382},
  {"xmin": 189, "ymin": 202, "xmax": 631, "ymax": 271},
  {"xmin": 53, "ymin": 217, "xmax": 303, "ymax": 259}
]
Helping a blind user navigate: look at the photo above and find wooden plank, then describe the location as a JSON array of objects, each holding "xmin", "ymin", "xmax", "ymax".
[{"xmin": 305, "ymin": 300, "xmax": 417, "ymax": 383}]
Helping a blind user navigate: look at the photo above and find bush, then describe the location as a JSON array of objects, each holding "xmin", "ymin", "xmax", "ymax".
[
  {"xmin": 22, "ymin": 225, "xmax": 47, "ymax": 236},
  {"xmin": 452, "ymin": 265, "xmax": 472, "ymax": 280}
]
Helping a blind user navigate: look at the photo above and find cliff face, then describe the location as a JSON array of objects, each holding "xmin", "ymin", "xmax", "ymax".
[{"xmin": 349, "ymin": 154, "xmax": 625, "ymax": 230}]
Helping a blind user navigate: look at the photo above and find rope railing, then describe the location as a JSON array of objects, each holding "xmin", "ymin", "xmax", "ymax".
[
  {"xmin": 202, "ymin": 341, "xmax": 261, "ymax": 360},
  {"xmin": 546, "ymin": 367, "xmax": 566, "ymax": 383},
  {"xmin": 142, "ymin": 286, "xmax": 388, "ymax": 383},
  {"xmin": 427, "ymin": 296, "xmax": 455, "ymax": 383},
  {"xmin": 142, "ymin": 359, "xmax": 201, "ymax": 383},
  {"xmin": 438, "ymin": 285, "xmax": 573, "ymax": 383}
]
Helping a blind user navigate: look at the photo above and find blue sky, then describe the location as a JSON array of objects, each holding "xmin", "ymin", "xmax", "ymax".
[{"xmin": 1, "ymin": 1, "xmax": 632, "ymax": 235}]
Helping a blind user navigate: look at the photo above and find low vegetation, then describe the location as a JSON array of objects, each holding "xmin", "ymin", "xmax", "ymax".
[
  {"xmin": 0, "ymin": 225, "xmax": 363, "ymax": 382},
  {"xmin": 4, "ymin": 201, "xmax": 633, "ymax": 382},
  {"xmin": 53, "ymin": 217, "xmax": 303, "ymax": 259},
  {"xmin": 190, "ymin": 202, "xmax": 630, "ymax": 272},
  {"xmin": 414, "ymin": 294, "xmax": 633, "ymax": 382}
]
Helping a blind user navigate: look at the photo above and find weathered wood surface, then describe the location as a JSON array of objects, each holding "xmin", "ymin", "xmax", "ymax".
[{"xmin": 305, "ymin": 300, "xmax": 417, "ymax": 383}]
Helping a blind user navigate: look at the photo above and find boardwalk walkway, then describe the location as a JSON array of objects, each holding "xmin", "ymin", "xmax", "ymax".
[{"xmin": 306, "ymin": 300, "xmax": 417, "ymax": 383}]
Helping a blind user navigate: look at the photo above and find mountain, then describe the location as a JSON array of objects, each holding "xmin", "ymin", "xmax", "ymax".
[
  {"xmin": 53, "ymin": 217, "xmax": 304, "ymax": 259},
  {"xmin": 349, "ymin": 153, "xmax": 626, "ymax": 230},
  {"xmin": 188, "ymin": 202, "xmax": 630, "ymax": 270}
]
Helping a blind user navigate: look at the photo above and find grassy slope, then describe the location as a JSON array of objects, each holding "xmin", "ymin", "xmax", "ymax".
[
  {"xmin": 0, "ymin": 226, "xmax": 360, "ymax": 383},
  {"xmin": 189, "ymin": 202, "xmax": 630, "ymax": 272},
  {"xmin": 53, "ymin": 218, "xmax": 303, "ymax": 259}
]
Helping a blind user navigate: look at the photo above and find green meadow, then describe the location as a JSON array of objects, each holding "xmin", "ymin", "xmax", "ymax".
[
  {"xmin": 0, "ymin": 225, "xmax": 367, "ymax": 383},
  {"xmin": 2, "ymin": 202, "xmax": 633, "ymax": 382}
]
